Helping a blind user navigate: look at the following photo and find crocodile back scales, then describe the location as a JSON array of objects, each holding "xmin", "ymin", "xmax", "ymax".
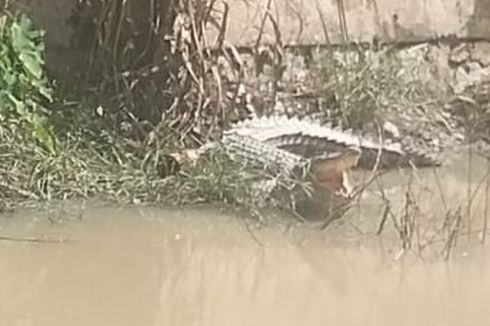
[
  {"xmin": 226, "ymin": 115, "xmax": 441, "ymax": 169},
  {"xmin": 219, "ymin": 133, "xmax": 308, "ymax": 175}
]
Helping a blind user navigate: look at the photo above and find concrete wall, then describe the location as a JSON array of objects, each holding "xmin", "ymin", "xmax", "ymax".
[
  {"xmin": 6, "ymin": 0, "xmax": 490, "ymax": 80},
  {"xmin": 213, "ymin": 0, "xmax": 482, "ymax": 45},
  {"xmin": 9, "ymin": 0, "xmax": 490, "ymax": 50}
]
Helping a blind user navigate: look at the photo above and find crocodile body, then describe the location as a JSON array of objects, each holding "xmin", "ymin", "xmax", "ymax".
[
  {"xmin": 226, "ymin": 115, "xmax": 442, "ymax": 169},
  {"xmin": 176, "ymin": 114, "xmax": 440, "ymax": 199},
  {"xmin": 171, "ymin": 114, "xmax": 440, "ymax": 223},
  {"xmin": 174, "ymin": 130, "xmax": 361, "ymax": 200},
  {"xmin": 182, "ymin": 132, "xmax": 360, "ymax": 223},
  {"xmin": 217, "ymin": 133, "xmax": 308, "ymax": 175},
  {"xmin": 200, "ymin": 133, "xmax": 361, "ymax": 197}
]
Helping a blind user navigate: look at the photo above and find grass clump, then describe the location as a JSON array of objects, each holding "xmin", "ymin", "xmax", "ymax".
[
  {"xmin": 0, "ymin": 123, "xmax": 229, "ymax": 209},
  {"xmin": 0, "ymin": 124, "xmax": 154, "ymax": 206},
  {"xmin": 0, "ymin": 10, "xmax": 310, "ymax": 217},
  {"xmin": 317, "ymin": 45, "xmax": 425, "ymax": 129}
]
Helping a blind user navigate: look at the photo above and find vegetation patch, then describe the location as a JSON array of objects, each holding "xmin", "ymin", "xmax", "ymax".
[
  {"xmin": 316, "ymin": 45, "xmax": 426, "ymax": 129},
  {"xmin": 0, "ymin": 12, "xmax": 56, "ymax": 153}
]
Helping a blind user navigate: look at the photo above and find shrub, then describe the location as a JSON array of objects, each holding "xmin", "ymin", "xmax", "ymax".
[{"xmin": 317, "ymin": 45, "xmax": 424, "ymax": 129}]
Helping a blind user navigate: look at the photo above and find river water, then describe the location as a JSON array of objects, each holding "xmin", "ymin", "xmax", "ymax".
[{"xmin": 0, "ymin": 151, "xmax": 490, "ymax": 326}]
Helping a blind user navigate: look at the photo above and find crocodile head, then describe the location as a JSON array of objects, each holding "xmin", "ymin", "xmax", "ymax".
[{"xmin": 310, "ymin": 146, "xmax": 361, "ymax": 198}]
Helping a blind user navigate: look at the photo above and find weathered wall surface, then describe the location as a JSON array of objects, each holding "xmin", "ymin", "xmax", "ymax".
[
  {"xmin": 213, "ymin": 0, "xmax": 483, "ymax": 45},
  {"xmin": 7, "ymin": 0, "xmax": 490, "ymax": 98},
  {"xmin": 9, "ymin": 0, "xmax": 490, "ymax": 51}
]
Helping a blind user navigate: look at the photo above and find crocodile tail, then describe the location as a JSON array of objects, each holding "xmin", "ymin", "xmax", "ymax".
[
  {"xmin": 265, "ymin": 133, "xmax": 441, "ymax": 170},
  {"xmin": 397, "ymin": 144, "xmax": 443, "ymax": 168}
]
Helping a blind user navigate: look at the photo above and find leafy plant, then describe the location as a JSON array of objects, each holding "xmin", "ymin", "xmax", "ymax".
[{"xmin": 0, "ymin": 12, "xmax": 56, "ymax": 153}]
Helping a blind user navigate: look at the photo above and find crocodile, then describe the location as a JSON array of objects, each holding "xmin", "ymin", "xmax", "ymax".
[
  {"xmin": 226, "ymin": 115, "xmax": 442, "ymax": 170},
  {"xmin": 175, "ymin": 132, "xmax": 362, "ymax": 198},
  {"xmin": 171, "ymin": 114, "xmax": 441, "ymax": 223}
]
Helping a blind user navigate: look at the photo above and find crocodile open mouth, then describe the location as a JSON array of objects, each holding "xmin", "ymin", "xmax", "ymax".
[{"xmin": 311, "ymin": 147, "xmax": 361, "ymax": 198}]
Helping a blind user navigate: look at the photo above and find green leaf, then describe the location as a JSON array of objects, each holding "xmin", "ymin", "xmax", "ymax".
[
  {"xmin": 9, "ymin": 15, "xmax": 45, "ymax": 79},
  {"xmin": 19, "ymin": 50, "xmax": 42, "ymax": 79},
  {"xmin": 32, "ymin": 122, "xmax": 57, "ymax": 155},
  {"xmin": 10, "ymin": 20, "xmax": 31, "ymax": 51}
]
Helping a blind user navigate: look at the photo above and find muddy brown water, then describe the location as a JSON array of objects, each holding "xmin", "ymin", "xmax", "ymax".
[{"xmin": 1, "ymin": 151, "xmax": 490, "ymax": 326}]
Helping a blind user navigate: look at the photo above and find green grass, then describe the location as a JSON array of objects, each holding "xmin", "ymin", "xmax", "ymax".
[{"xmin": 316, "ymin": 45, "xmax": 426, "ymax": 129}]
